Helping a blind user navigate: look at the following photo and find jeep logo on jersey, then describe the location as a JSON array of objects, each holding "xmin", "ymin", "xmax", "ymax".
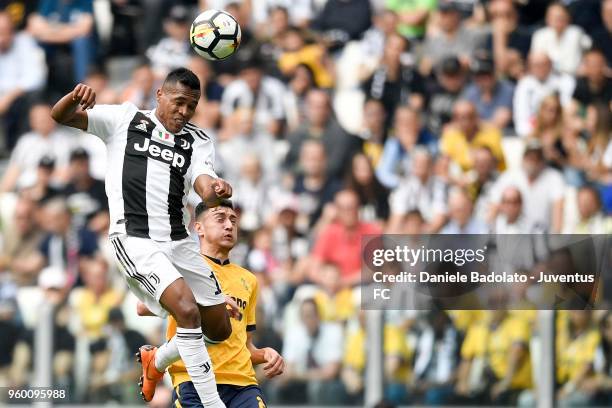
[{"xmin": 134, "ymin": 138, "xmax": 185, "ymax": 168}]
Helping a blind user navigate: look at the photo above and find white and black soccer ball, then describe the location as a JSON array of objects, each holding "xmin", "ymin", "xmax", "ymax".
[{"xmin": 190, "ymin": 9, "xmax": 241, "ymax": 61}]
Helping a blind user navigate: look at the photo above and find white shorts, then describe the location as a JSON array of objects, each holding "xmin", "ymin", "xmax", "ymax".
[{"xmin": 109, "ymin": 233, "xmax": 224, "ymax": 318}]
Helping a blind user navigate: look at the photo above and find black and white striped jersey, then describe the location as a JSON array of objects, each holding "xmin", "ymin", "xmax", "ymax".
[{"xmin": 87, "ymin": 102, "xmax": 216, "ymax": 241}]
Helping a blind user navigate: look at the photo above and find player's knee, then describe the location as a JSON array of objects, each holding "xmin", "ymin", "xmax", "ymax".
[
  {"xmin": 202, "ymin": 315, "xmax": 232, "ymax": 342},
  {"xmin": 174, "ymin": 300, "xmax": 201, "ymax": 328}
]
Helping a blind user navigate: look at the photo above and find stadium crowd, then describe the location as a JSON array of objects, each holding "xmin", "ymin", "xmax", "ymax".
[{"xmin": 0, "ymin": 0, "xmax": 611, "ymax": 406}]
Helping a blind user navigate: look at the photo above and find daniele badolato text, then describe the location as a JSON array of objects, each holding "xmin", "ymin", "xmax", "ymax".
[{"xmin": 372, "ymin": 270, "xmax": 595, "ymax": 284}]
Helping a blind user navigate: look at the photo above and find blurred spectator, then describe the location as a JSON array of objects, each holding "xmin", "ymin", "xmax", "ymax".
[
  {"xmin": 0, "ymin": 0, "xmax": 36, "ymax": 29},
  {"xmin": 345, "ymin": 153, "xmax": 389, "ymax": 222},
  {"xmin": 291, "ymin": 140, "xmax": 342, "ymax": 228},
  {"xmin": 285, "ymin": 89, "xmax": 362, "ymax": 180},
  {"xmin": 362, "ymin": 33, "xmax": 425, "ymax": 122},
  {"xmin": 311, "ymin": 0, "xmax": 372, "ymax": 51},
  {"xmin": 456, "ymin": 310, "xmax": 532, "ymax": 405},
  {"xmin": 27, "ymin": 0, "xmax": 95, "ymax": 89},
  {"xmin": 252, "ymin": 2, "xmax": 314, "ymax": 31},
  {"xmin": 528, "ymin": 94, "xmax": 565, "ymax": 170},
  {"xmin": 440, "ymin": 100, "xmax": 506, "ymax": 173},
  {"xmin": 0, "ymin": 195, "xmax": 43, "ymax": 285},
  {"xmin": 119, "ymin": 60, "xmax": 157, "ymax": 110},
  {"xmin": 465, "ymin": 146, "xmax": 499, "ymax": 224},
  {"xmin": 88, "ymin": 307, "xmax": 144, "ymax": 403},
  {"xmin": 360, "ymin": 98, "xmax": 387, "ymax": 166},
  {"xmin": 268, "ymin": 193, "xmax": 309, "ymax": 264},
  {"xmin": 1, "ymin": 102, "xmax": 75, "ymax": 192},
  {"xmin": 591, "ymin": 0, "xmax": 612, "ymax": 67},
  {"xmin": 461, "ymin": 51, "xmax": 514, "ymax": 131},
  {"xmin": 70, "ymin": 260, "xmax": 122, "ymax": 340},
  {"xmin": 486, "ymin": 0, "xmax": 532, "ymax": 73},
  {"xmin": 491, "ymin": 141, "xmax": 566, "ymax": 233},
  {"xmin": 565, "ymin": 185, "xmax": 612, "ymax": 234},
  {"xmin": 388, "ymin": 148, "xmax": 448, "ymax": 233},
  {"xmin": 441, "ymin": 187, "xmax": 488, "ymax": 234},
  {"xmin": 279, "ymin": 298, "xmax": 344, "ymax": 404},
  {"xmin": 0, "ymin": 11, "xmax": 46, "ymax": 151},
  {"xmin": 492, "ymin": 186, "xmax": 530, "ymax": 233},
  {"xmin": 188, "ymin": 56, "xmax": 224, "ymax": 129},
  {"xmin": 313, "ymin": 263, "xmax": 355, "ymax": 323},
  {"xmin": 310, "ymin": 189, "xmax": 382, "ymax": 287},
  {"xmin": 412, "ymin": 310, "xmax": 460, "ymax": 405},
  {"xmin": 107, "ymin": 0, "xmax": 141, "ymax": 57},
  {"xmin": 283, "ymin": 64, "xmax": 315, "ymax": 133},
  {"xmin": 220, "ymin": 52, "xmax": 286, "ymax": 137},
  {"xmin": 419, "ymin": 1, "xmax": 486, "ymax": 76},
  {"xmin": 556, "ymin": 310, "xmax": 601, "ymax": 407},
  {"xmin": 376, "ymin": 106, "xmax": 436, "ymax": 189},
  {"xmin": 513, "ymin": 52, "xmax": 575, "ymax": 138},
  {"xmin": 83, "ymin": 67, "xmax": 118, "ymax": 105},
  {"xmin": 586, "ymin": 311, "xmax": 612, "ymax": 405},
  {"xmin": 584, "ymin": 104, "xmax": 612, "ymax": 183},
  {"xmin": 572, "ymin": 49, "xmax": 612, "ymax": 111},
  {"xmin": 530, "ymin": 2, "xmax": 591, "ymax": 76},
  {"xmin": 146, "ymin": 5, "xmax": 192, "ymax": 79},
  {"xmin": 217, "ymin": 108, "xmax": 279, "ymax": 184},
  {"xmin": 277, "ymin": 27, "xmax": 333, "ymax": 89},
  {"xmin": 425, "ymin": 56, "xmax": 467, "ymax": 136},
  {"xmin": 386, "ymin": 0, "xmax": 437, "ymax": 40},
  {"xmin": 33, "ymin": 198, "xmax": 99, "ymax": 287},
  {"xmin": 342, "ymin": 311, "xmax": 413, "ymax": 405},
  {"xmin": 359, "ymin": 9, "xmax": 398, "ymax": 63},
  {"xmin": 19, "ymin": 155, "xmax": 63, "ymax": 203},
  {"xmin": 232, "ymin": 154, "xmax": 275, "ymax": 232},
  {"xmin": 62, "ymin": 148, "xmax": 109, "ymax": 233}
]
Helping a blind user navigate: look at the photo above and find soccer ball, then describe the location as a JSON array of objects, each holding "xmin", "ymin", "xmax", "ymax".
[{"xmin": 190, "ymin": 9, "xmax": 241, "ymax": 61}]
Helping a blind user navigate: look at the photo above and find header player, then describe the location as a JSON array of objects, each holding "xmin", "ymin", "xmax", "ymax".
[{"xmin": 51, "ymin": 68, "xmax": 237, "ymax": 407}]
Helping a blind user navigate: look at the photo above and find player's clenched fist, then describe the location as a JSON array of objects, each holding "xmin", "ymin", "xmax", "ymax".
[
  {"xmin": 72, "ymin": 83, "xmax": 96, "ymax": 110},
  {"xmin": 212, "ymin": 178, "xmax": 232, "ymax": 198}
]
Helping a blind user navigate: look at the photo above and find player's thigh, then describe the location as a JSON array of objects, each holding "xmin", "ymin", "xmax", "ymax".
[
  {"xmin": 220, "ymin": 385, "xmax": 268, "ymax": 408},
  {"xmin": 172, "ymin": 382, "xmax": 203, "ymax": 408},
  {"xmin": 171, "ymin": 238, "xmax": 225, "ymax": 307},
  {"xmin": 109, "ymin": 234, "xmax": 182, "ymax": 317}
]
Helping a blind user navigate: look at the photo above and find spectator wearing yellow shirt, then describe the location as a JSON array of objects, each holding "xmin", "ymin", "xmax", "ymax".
[
  {"xmin": 582, "ymin": 311, "xmax": 612, "ymax": 405},
  {"xmin": 342, "ymin": 311, "xmax": 413, "ymax": 405},
  {"xmin": 440, "ymin": 100, "xmax": 506, "ymax": 173},
  {"xmin": 556, "ymin": 310, "xmax": 600, "ymax": 407},
  {"xmin": 278, "ymin": 27, "xmax": 333, "ymax": 89},
  {"xmin": 313, "ymin": 263, "xmax": 356, "ymax": 322},
  {"xmin": 456, "ymin": 310, "xmax": 532, "ymax": 405}
]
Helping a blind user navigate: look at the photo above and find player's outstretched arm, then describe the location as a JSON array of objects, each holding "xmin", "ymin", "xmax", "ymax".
[
  {"xmin": 51, "ymin": 83, "xmax": 96, "ymax": 131},
  {"xmin": 194, "ymin": 174, "xmax": 233, "ymax": 208},
  {"xmin": 246, "ymin": 333, "xmax": 284, "ymax": 378}
]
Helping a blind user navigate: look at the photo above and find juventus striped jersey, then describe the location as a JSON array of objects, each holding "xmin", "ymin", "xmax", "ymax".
[{"xmin": 87, "ymin": 102, "xmax": 217, "ymax": 241}]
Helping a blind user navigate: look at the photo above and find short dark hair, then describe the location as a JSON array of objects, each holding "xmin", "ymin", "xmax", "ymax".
[
  {"xmin": 194, "ymin": 199, "xmax": 235, "ymax": 220},
  {"xmin": 163, "ymin": 68, "xmax": 201, "ymax": 91}
]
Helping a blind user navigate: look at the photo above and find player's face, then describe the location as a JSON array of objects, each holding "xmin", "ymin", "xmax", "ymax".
[
  {"xmin": 199, "ymin": 207, "xmax": 238, "ymax": 250},
  {"xmin": 156, "ymin": 84, "xmax": 200, "ymax": 133}
]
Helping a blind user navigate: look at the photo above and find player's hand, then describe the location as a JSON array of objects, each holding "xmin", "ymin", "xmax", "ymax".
[
  {"xmin": 262, "ymin": 347, "xmax": 284, "ymax": 378},
  {"xmin": 224, "ymin": 295, "xmax": 242, "ymax": 320},
  {"xmin": 212, "ymin": 178, "xmax": 232, "ymax": 199},
  {"xmin": 72, "ymin": 83, "xmax": 96, "ymax": 110}
]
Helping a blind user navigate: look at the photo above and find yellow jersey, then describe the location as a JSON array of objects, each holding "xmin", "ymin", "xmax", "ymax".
[
  {"xmin": 167, "ymin": 256, "xmax": 259, "ymax": 387},
  {"xmin": 440, "ymin": 125, "xmax": 506, "ymax": 172},
  {"xmin": 556, "ymin": 315, "xmax": 600, "ymax": 384},
  {"xmin": 461, "ymin": 313, "xmax": 532, "ymax": 390}
]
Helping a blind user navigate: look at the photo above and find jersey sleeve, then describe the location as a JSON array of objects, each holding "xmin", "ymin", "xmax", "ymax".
[
  {"xmin": 86, "ymin": 103, "xmax": 134, "ymax": 141},
  {"xmin": 190, "ymin": 139, "xmax": 218, "ymax": 188},
  {"xmin": 246, "ymin": 275, "xmax": 258, "ymax": 331}
]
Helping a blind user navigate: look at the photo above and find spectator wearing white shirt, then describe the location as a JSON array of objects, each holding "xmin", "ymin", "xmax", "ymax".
[
  {"xmin": 492, "ymin": 186, "xmax": 531, "ymax": 234},
  {"xmin": 530, "ymin": 2, "xmax": 591, "ymax": 76},
  {"xmin": 440, "ymin": 188, "xmax": 488, "ymax": 234},
  {"xmin": 279, "ymin": 298, "xmax": 344, "ymax": 404},
  {"xmin": 388, "ymin": 148, "xmax": 448, "ymax": 233},
  {"xmin": 145, "ymin": 6, "xmax": 192, "ymax": 79},
  {"xmin": 513, "ymin": 52, "xmax": 575, "ymax": 137},
  {"xmin": 0, "ymin": 12, "xmax": 46, "ymax": 151},
  {"xmin": 220, "ymin": 53, "xmax": 286, "ymax": 137},
  {"xmin": 1, "ymin": 103, "xmax": 75, "ymax": 192},
  {"xmin": 491, "ymin": 141, "xmax": 566, "ymax": 233}
]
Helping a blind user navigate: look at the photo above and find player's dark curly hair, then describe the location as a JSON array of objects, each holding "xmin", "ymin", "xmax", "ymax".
[{"xmin": 163, "ymin": 68, "xmax": 201, "ymax": 91}]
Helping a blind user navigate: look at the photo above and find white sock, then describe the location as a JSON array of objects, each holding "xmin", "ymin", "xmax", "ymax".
[
  {"xmin": 175, "ymin": 327, "xmax": 225, "ymax": 408},
  {"xmin": 154, "ymin": 336, "xmax": 180, "ymax": 372}
]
